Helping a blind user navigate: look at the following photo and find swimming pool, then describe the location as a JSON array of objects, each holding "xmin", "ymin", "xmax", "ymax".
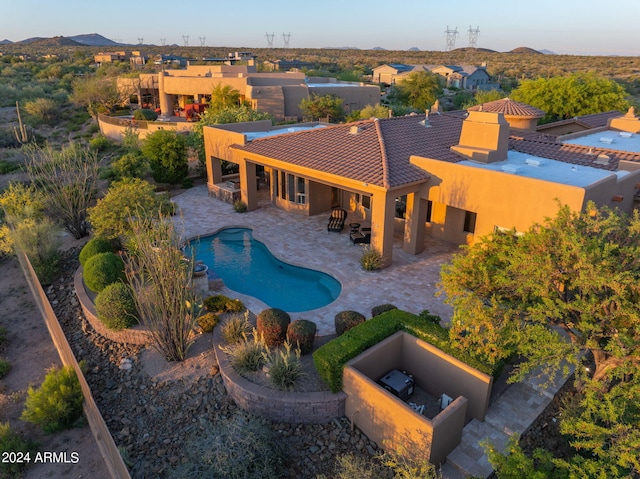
[{"xmin": 189, "ymin": 228, "xmax": 342, "ymax": 312}]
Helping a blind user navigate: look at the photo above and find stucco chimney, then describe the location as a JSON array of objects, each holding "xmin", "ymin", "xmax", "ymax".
[{"xmin": 451, "ymin": 111, "xmax": 510, "ymax": 163}]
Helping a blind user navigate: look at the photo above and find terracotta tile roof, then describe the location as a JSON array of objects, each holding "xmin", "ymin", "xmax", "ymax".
[
  {"xmin": 468, "ymin": 98, "xmax": 545, "ymax": 118},
  {"xmin": 233, "ymin": 113, "xmax": 465, "ymax": 189},
  {"xmin": 536, "ymin": 111, "xmax": 622, "ymax": 131}
]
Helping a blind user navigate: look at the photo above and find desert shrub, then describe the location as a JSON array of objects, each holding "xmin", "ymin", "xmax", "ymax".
[
  {"xmin": 0, "ymin": 326, "xmax": 7, "ymax": 344},
  {"xmin": 264, "ymin": 341, "xmax": 305, "ymax": 391},
  {"xmin": 0, "ymin": 182, "xmax": 44, "ymax": 224},
  {"xmin": 220, "ymin": 330, "xmax": 266, "ymax": 374},
  {"xmin": 0, "ymin": 422, "xmax": 38, "ymax": 477},
  {"xmin": 233, "ymin": 200, "xmax": 247, "ymax": 213},
  {"xmin": 220, "ymin": 311, "xmax": 251, "ymax": 344},
  {"xmin": 83, "ymin": 251, "xmax": 125, "ymax": 293},
  {"xmin": 197, "ymin": 312, "xmax": 219, "ymax": 333},
  {"xmin": 0, "ymin": 358, "xmax": 11, "ymax": 379},
  {"xmin": 79, "ymin": 237, "xmax": 116, "ymax": 266},
  {"xmin": 371, "ymin": 304, "xmax": 398, "ymax": 317},
  {"xmin": 316, "ymin": 453, "xmax": 382, "ymax": 479},
  {"xmin": 133, "ymin": 108, "xmax": 158, "ymax": 121},
  {"xmin": 286, "ymin": 319, "xmax": 317, "ymax": 355},
  {"xmin": 203, "ymin": 294, "xmax": 245, "ymax": 313},
  {"xmin": 24, "ymin": 97, "xmax": 59, "ymax": 125},
  {"xmin": 88, "ymin": 134, "xmax": 112, "ymax": 152},
  {"xmin": 256, "ymin": 308, "xmax": 291, "ymax": 347},
  {"xmin": 141, "ymin": 129, "xmax": 188, "ymax": 184},
  {"xmin": 88, "ymin": 178, "xmax": 173, "ymax": 241},
  {"xmin": 0, "ymin": 159, "xmax": 20, "ymax": 173},
  {"xmin": 10, "ymin": 217, "xmax": 60, "ymax": 285},
  {"xmin": 110, "ymin": 152, "xmax": 148, "ymax": 179},
  {"xmin": 94, "ymin": 282, "xmax": 138, "ymax": 330},
  {"xmin": 360, "ymin": 247, "xmax": 382, "ymax": 271},
  {"xmin": 0, "ymin": 223, "xmax": 13, "ymax": 257},
  {"xmin": 21, "ymin": 365, "xmax": 84, "ymax": 434},
  {"xmin": 171, "ymin": 412, "xmax": 284, "ymax": 479},
  {"xmin": 334, "ymin": 310, "xmax": 366, "ymax": 336}
]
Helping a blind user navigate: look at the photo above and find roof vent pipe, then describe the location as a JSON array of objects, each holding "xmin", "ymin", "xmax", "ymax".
[{"xmin": 349, "ymin": 125, "xmax": 362, "ymax": 135}]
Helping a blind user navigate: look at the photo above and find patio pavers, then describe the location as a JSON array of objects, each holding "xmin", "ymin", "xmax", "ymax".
[{"xmin": 172, "ymin": 185, "xmax": 457, "ymax": 335}]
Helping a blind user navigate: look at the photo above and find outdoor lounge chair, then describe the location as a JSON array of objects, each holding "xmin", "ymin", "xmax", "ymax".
[
  {"xmin": 350, "ymin": 227, "xmax": 371, "ymax": 245},
  {"xmin": 327, "ymin": 208, "xmax": 347, "ymax": 232}
]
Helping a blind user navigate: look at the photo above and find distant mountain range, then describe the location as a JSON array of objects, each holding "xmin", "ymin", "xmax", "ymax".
[
  {"xmin": 1, "ymin": 33, "xmax": 121, "ymax": 47},
  {"xmin": 0, "ymin": 33, "xmax": 559, "ymax": 55}
]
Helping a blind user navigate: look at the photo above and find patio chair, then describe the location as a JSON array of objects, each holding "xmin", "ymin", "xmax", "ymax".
[
  {"xmin": 327, "ymin": 208, "xmax": 347, "ymax": 232},
  {"xmin": 350, "ymin": 227, "xmax": 371, "ymax": 245}
]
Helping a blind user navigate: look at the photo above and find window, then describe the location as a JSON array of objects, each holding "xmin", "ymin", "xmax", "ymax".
[
  {"xmin": 426, "ymin": 200, "xmax": 433, "ymax": 223},
  {"xmin": 280, "ymin": 171, "xmax": 286, "ymax": 199},
  {"xmin": 296, "ymin": 176, "xmax": 306, "ymax": 204},
  {"xmin": 361, "ymin": 195, "xmax": 371, "ymax": 210},
  {"xmin": 287, "ymin": 174, "xmax": 295, "ymax": 202},
  {"xmin": 463, "ymin": 211, "xmax": 477, "ymax": 234}
]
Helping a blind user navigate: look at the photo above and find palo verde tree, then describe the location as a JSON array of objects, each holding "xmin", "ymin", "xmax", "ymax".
[
  {"xmin": 440, "ymin": 202, "xmax": 640, "ymax": 387},
  {"xmin": 124, "ymin": 214, "xmax": 199, "ymax": 361},
  {"xmin": 510, "ymin": 72, "xmax": 630, "ymax": 123},
  {"xmin": 392, "ymin": 71, "xmax": 444, "ymax": 111},
  {"xmin": 442, "ymin": 203, "xmax": 640, "ymax": 477},
  {"xmin": 24, "ymin": 142, "xmax": 101, "ymax": 239}
]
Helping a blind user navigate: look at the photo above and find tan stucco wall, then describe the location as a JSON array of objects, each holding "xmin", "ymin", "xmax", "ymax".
[
  {"xmin": 98, "ymin": 117, "xmax": 195, "ymax": 141},
  {"xmin": 412, "ymin": 156, "xmax": 592, "ymax": 242},
  {"xmin": 343, "ymin": 332, "xmax": 481, "ymax": 465}
]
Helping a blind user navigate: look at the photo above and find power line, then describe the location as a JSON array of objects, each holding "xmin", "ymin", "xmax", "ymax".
[
  {"xmin": 282, "ymin": 32, "xmax": 291, "ymax": 48},
  {"xmin": 160, "ymin": 38, "xmax": 166, "ymax": 46},
  {"xmin": 265, "ymin": 32, "xmax": 275, "ymax": 48},
  {"xmin": 137, "ymin": 37, "xmax": 144, "ymax": 45},
  {"xmin": 468, "ymin": 25, "xmax": 480, "ymax": 48},
  {"xmin": 444, "ymin": 26, "xmax": 458, "ymax": 51},
  {"xmin": 182, "ymin": 34, "xmax": 190, "ymax": 47},
  {"xmin": 199, "ymin": 36, "xmax": 206, "ymax": 47}
]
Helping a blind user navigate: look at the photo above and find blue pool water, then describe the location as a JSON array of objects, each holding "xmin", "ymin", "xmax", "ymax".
[{"xmin": 189, "ymin": 228, "xmax": 341, "ymax": 312}]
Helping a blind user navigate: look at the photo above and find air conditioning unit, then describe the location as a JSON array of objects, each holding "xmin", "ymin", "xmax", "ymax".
[
  {"xmin": 525, "ymin": 158, "xmax": 544, "ymax": 167},
  {"xmin": 599, "ymin": 137, "xmax": 614, "ymax": 144},
  {"xmin": 379, "ymin": 369, "xmax": 414, "ymax": 401}
]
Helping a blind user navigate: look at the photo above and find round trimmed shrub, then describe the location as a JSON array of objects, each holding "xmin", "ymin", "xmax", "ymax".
[
  {"xmin": 371, "ymin": 303, "xmax": 398, "ymax": 317},
  {"xmin": 334, "ymin": 310, "xmax": 366, "ymax": 336},
  {"xmin": 79, "ymin": 237, "xmax": 116, "ymax": 266},
  {"xmin": 83, "ymin": 252, "xmax": 126, "ymax": 293},
  {"xmin": 256, "ymin": 308, "xmax": 291, "ymax": 347},
  {"xmin": 286, "ymin": 319, "xmax": 317, "ymax": 355},
  {"xmin": 197, "ymin": 312, "xmax": 219, "ymax": 333},
  {"xmin": 94, "ymin": 282, "xmax": 138, "ymax": 330}
]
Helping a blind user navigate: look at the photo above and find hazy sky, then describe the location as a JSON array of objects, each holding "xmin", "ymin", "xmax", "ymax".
[{"xmin": 2, "ymin": 0, "xmax": 639, "ymax": 55}]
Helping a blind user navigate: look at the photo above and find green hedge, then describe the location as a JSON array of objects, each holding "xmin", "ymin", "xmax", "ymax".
[{"xmin": 313, "ymin": 310, "xmax": 498, "ymax": 393}]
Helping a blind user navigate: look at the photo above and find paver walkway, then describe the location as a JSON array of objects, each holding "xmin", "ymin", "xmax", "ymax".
[{"xmin": 172, "ymin": 185, "xmax": 457, "ymax": 335}]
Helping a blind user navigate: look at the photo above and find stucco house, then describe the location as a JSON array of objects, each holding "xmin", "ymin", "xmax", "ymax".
[
  {"xmin": 373, "ymin": 63, "xmax": 496, "ymax": 90},
  {"xmin": 118, "ymin": 63, "xmax": 380, "ymax": 122},
  {"xmin": 203, "ymin": 107, "xmax": 640, "ymax": 267}
]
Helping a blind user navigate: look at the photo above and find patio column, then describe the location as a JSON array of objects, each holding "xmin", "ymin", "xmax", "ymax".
[
  {"xmin": 371, "ymin": 191, "xmax": 396, "ymax": 268},
  {"xmin": 157, "ymin": 72, "xmax": 173, "ymax": 117},
  {"xmin": 205, "ymin": 155, "xmax": 223, "ymax": 189},
  {"xmin": 403, "ymin": 193, "xmax": 427, "ymax": 255},
  {"xmin": 239, "ymin": 160, "xmax": 258, "ymax": 211}
]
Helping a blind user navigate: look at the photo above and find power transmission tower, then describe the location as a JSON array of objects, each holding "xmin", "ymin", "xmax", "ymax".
[
  {"xmin": 182, "ymin": 34, "xmax": 190, "ymax": 47},
  {"xmin": 282, "ymin": 32, "xmax": 291, "ymax": 48},
  {"xmin": 265, "ymin": 32, "xmax": 275, "ymax": 48},
  {"xmin": 160, "ymin": 38, "xmax": 166, "ymax": 46},
  {"xmin": 137, "ymin": 37, "xmax": 144, "ymax": 45},
  {"xmin": 444, "ymin": 26, "xmax": 458, "ymax": 51},
  {"xmin": 199, "ymin": 36, "xmax": 206, "ymax": 47},
  {"xmin": 468, "ymin": 25, "xmax": 480, "ymax": 48}
]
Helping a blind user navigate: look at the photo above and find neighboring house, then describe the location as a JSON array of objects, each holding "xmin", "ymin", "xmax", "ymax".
[
  {"xmin": 153, "ymin": 54, "xmax": 188, "ymax": 67},
  {"xmin": 536, "ymin": 110, "xmax": 624, "ymax": 136},
  {"xmin": 373, "ymin": 63, "xmax": 497, "ymax": 90},
  {"xmin": 203, "ymin": 107, "xmax": 640, "ymax": 267},
  {"xmin": 94, "ymin": 51, "xmax": 128, "ymax": 66},
  {"xmin": 468, "ymin": 97, "xmax": 545, "ymax": 131},
  {"xmin": 117, "ymin": 63, "xmax": 380, "ymax": 122},
  {"xmin": 262, "ymin": 59, "xmax": 316, "ymax": 71}
]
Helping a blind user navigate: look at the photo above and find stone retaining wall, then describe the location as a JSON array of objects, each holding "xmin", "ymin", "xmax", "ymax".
[{"xmin": 214, "ymin": 328, "xmax": 346, "ymax": 424}]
